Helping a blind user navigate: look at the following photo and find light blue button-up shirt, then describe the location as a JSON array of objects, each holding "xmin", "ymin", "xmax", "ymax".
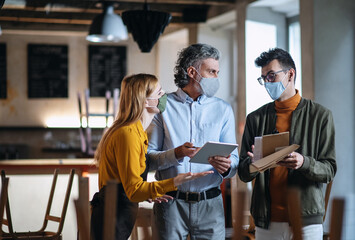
[{"xmin": 147, "ymin": 88, "xmax": 239, "ymax": 192}]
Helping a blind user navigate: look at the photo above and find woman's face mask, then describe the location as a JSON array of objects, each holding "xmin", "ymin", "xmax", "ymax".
[{"xmin": 146, "ymin": 93, "xmax": 167, "ymax": 113}]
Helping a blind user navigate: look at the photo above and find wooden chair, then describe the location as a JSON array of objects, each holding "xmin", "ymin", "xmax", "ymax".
[
  {"xmin": 323, "ymin": 181, "xmax": 333, "ymax": 223},
  {"xmin": 240, "ymin": 180, "xmax": 255, "ymax": 240},
  {"xmin": 287, "ymin": 188, "xmax": 303, "ymax": 240},
  {"xmin": 323, "ymin": 181, "xmax": 333, "ymax": 240},
  {"xmin": 233, "ymin": 191, "xmax": 247, "ymax": 240},
  {"xmin": 130, "ymin": 203, "xmax": 154, "ymax": 240},
  {"xmin": 328, "ymin": 198, "xmax": 345, "ymax": 240},
  {"xmin": 77, "ymin": 88, "xmax": 119, "ymax": 157},
  {"xmin": 0, "ymin": 169, "xmax": 75, "ymax": 240},
  {"xmin": 0, "ymin": 175, "xmax": 9, "ymax": 239},
  {"xmin": 0, "ymin": 170, "xmax": 14, "ymax": 238},
  {"xmin": 103, "ymin": 180, "xmax": 118, "ymax": 240},
  {"xmin": 75, "ymin": 180, "xmax": 120, "ymax": 240},
  {"xmin": 241, "ymin": 216, "xmax": 255, "ymax": 240},
  {"xmin": 74, "ymin": 176, "xmax": 90, "ymax": 240}
]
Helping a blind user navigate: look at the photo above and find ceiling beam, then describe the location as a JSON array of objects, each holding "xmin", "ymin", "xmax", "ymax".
[
  {"xmin": 0, "ymin": 6, "xmax": 183, "ymax": 17},
  {"xmin": 0, "ymin": 0, "xmax": 234, "ymax": 32},
  {"xmin": 0, "ymin": 9, "xmax": 99, "ymax": 21},
  {"xmin": 3, "ymin": 0, "xmax": 235, "ymax": 10},
  {"xmin": 115, "ymin": 0, "xmax": 235, "ymax": 6},
  {"xmin": 0, "ymin": 21, "xmax": 91, "ymax": 32},
  {"xmin": 0, "ymin": 19, "xmax": 191, "ymax": 33},
  {"xmin": 4, "ymin": 0, "xmax": 235, "ymax": 7}
]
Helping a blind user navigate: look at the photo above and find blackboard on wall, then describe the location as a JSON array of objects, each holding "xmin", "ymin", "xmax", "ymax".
[
  {"xmin": 89, "ymin": 45, "xmax": 126, "ymax": 97},
  {"xmin": 28, "ymin": 44, "xmax": 68, "ymax": 98},
  {"xmin": 0, "ymin": 44, "xmax": 6, "ymax": 99}
]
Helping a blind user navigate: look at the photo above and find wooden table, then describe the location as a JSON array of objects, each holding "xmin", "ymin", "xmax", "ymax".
[{"xmin": 0, "ymin": 158, "xmax": 98, "ymax": 176}]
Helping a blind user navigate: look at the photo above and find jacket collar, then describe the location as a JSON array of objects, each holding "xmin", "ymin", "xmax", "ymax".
[{"xmin": 268, "ymin": 97, "xmax": 308, "ymax": 113}]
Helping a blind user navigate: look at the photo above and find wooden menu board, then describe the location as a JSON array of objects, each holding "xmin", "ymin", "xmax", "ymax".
[
  {"xmin": 0, "ymin": 43, "xmax": 6, "ymax": 99},
  {"xmin": 28, "ymin": 44, "xmax": 68, "ymax": 98},
  {"xmin": 88, "ymin": 45, "xmax": 126, "ymax": 97}
]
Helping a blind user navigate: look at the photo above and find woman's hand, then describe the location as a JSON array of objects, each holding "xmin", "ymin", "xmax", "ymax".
[
  {"xmin": 147, "ymin": 195, "xmax": 174, "ymax": 203},
  {"xmin": 173, "ymin": 171, "xmax": 214, "ymax": 186}
]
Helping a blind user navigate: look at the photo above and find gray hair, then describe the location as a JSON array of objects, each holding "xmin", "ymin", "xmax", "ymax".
[{"xmin": 174, "ymin": 43, "xmax": 220, "ymax": 88}]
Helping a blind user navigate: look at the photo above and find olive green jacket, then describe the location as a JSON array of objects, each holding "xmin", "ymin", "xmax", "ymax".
[{"xmin": 238, "ymin": 98, "xmax": 336, "ymax": 229}]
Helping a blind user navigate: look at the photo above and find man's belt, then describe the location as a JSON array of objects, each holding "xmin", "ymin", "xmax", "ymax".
[{"xmin": 166, "ymin": 187, "xmax": 221, "ymax": 203}]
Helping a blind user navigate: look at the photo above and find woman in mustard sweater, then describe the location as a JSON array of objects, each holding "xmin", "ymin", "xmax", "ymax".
[{"xmin": 90, "ymin": 73, "xmax": 212, "ymax": 240}]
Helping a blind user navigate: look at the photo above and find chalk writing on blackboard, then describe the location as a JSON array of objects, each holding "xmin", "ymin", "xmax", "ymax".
[
  {"xmin": 89, "ymin": 45, "xmax": 126, "ymax": 97},
  {"xmin": 28, "ymin": 44, "xmax": 68, "ymax": 98},
  {"xmin": 0, "ymin": 43, "xmax": 6, "ymax": 99}
]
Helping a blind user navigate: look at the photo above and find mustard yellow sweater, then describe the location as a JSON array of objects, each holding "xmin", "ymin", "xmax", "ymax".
[{"xmin": 98, "ymin": 120, "xmax": 177, "ymax": 202}]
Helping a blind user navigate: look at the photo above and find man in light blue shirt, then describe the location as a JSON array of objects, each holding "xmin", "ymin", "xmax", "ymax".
[{"xmin": 147, "ymin": 43, "xmax": 239, "ymax": 239}]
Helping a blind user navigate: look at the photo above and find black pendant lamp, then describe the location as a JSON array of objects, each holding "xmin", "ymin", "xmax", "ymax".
[
  {"xmin": 87, "ymin": 2, "xmax": 128, "ymax": 43},
  {"xmin": 122, "ymin": 1, "xmax": 172, "ymax": 53}
]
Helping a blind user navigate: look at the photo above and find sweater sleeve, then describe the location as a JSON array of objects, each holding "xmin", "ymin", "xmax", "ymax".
[{"xmin": 113, "ymin": 128, "xmax": 177, "ymax": 202}]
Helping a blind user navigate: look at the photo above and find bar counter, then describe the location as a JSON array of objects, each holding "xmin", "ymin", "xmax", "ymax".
[{"xmin": 0, "ymin": 158, "xmax": 97, "ymax": 175}]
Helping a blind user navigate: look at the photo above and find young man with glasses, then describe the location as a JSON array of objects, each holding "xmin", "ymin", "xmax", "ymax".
[{"xmin": 238, "ymin": 48, "xmax": 336, "ymax": 240}]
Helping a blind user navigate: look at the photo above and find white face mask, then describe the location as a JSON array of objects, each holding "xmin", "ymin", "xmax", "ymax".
[
  {"xmin": 194, "ymin": 70, "xmax": 220, "ymax": 97},
  {"xmin": 264, "ymin": 72, "xmax": 289, "ymax": 100}
]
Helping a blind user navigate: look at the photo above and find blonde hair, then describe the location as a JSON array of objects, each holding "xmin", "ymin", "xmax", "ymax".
[{"xmin": 94, "ymin": 73, "xmax": 158, "ymax": 164}]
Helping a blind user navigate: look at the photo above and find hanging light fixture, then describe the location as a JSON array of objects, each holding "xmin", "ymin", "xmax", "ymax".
[
  {"xmin": 87, "ymin": 2, "xmax": 128, "ymax": 43},
  {"xmin": 122, "ymin": 0, "xmax": 171, "ymax": 53}
]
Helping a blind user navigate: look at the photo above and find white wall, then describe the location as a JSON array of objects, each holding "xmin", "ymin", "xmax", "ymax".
[
  {"xmin": 198, "ymin": 21, "xmax": 235, "ymax": 105},
  {"xmin": 0, "ymin": 32, "xmax": 157, "ymax": 127},
  {"xmin": 247, "ymin": 7, "xmax": 287, "ymax": 50},
  {"xmin": 314, "ymin": 0, "xmax": 355, "ymax": 239},
  {"xmin": 156, "ymin": 29, "xmax": 188, "ymax": 94}
]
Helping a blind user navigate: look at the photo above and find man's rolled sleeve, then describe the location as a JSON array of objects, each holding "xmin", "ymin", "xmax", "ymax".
[
  {"xmin": 148, "ymin": 148, "xmax": 180, "ymax": 170},
  {"xmin": 147, "ymin": 115, "xmax": 181, "ymax": 171}
]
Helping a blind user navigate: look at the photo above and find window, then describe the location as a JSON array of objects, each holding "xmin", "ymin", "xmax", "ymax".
[
  {"xmin": 246, "ymin": 20, "xmax": 277, "ymax": 115},
  {"xmin": 289, "ymin": 21, "xmax": 302, "ymax": 94}
]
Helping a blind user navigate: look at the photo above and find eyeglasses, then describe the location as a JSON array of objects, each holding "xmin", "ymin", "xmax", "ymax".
[{"xmin": 257, "ymin": 69, "xmax": 290, "ymax": 85}]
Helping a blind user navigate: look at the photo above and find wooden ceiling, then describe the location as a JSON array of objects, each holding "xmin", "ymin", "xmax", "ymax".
[{"xmin": 0, "ymin": 0, "xmax": 236, "ymax": 33}]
